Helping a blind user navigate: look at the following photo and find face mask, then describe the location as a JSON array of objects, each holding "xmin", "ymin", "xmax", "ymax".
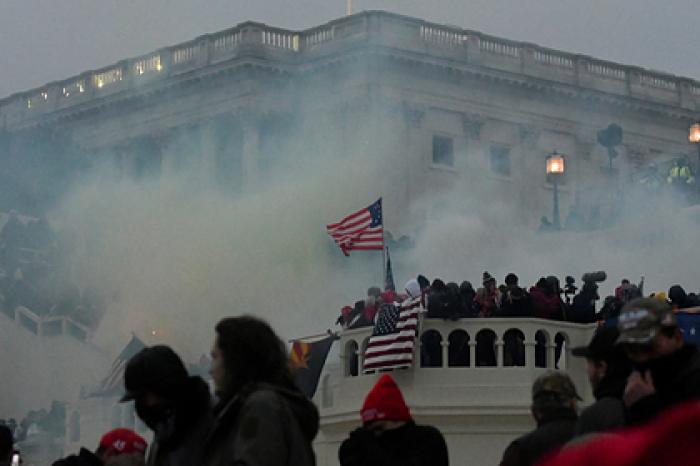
[{"xmin": 136, "ymin": 400, "xmax": 173, "ymax": 431}]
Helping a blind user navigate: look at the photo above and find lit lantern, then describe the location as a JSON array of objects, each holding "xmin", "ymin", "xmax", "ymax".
[
  {"xmin": 546, "ymin": 152, "xmax": 566, "ymax": 175},
  {"xmin": 689, "ymin": 122, "xmax": 700, "ymax": 144}
]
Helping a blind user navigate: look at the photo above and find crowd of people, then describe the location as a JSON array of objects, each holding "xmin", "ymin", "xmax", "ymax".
[
  {"xmin": 0, "ymin": 290, "xmax": 697, "ymax": 465},
  {"xmin": 0, "ymin": 211, "xmax": 105, "ymax": 329},
  {"xmin": 337, "ymin": 270, "xmax": 698, "ymax": 332}
]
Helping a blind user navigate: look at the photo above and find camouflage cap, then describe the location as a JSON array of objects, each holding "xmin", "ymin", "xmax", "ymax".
[
  {"xmin": 616, "ymin": 297, "xmax": 677, "ymax": 345},
  {"xmin": 532, "ymin": 370, "xmax": 582, "ymax": 402}
]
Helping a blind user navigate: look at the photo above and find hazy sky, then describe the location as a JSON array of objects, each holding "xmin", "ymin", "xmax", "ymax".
[{"xmin": 0, "ymin": 0, "xmax": 698, "ymax": 99}]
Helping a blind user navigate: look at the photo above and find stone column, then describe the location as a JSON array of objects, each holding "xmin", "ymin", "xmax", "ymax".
[
  {"xmin": 496, "ymin": 339, "xmax": 504, "ymax": 367},
  {"xmin": 524, "ymin": 340, "xmax": 536, "ymax": 368},
  {"xmin": 441, "ymin": 340, "xmax": 449, "ymax": 368}
]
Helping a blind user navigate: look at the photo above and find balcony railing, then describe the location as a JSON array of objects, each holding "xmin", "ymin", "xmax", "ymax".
[
  {"xmin": 340, "ymin": 317, "xmax": 595, "ymax": 377},
  {"xmin": 1, "ymin": 11, "xmax": 698, "ymax": 125}
]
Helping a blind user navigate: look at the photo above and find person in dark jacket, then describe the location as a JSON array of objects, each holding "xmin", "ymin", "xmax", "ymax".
[
  {"xmin": 500, "ymin": 371, "xmax": 581, "ymax": 466},
  {"xmin": 52, "ymin": 428, "xmax": 147, "ymax": 466},
  {"xmin": 204, "ymin": 315, "xmax": 319, "ymax": 466},
  {"xmin": 339, "ymin": 374, "xmax": 448, "ymax": 466},
  {"xmin": 497, "ymin": 273, "xmax": 532, "ymax": 317},
  {"xmin": 0, "ymin": 425, "xmax": 13, "ymax": 466},
  {"xmin": 569, "ymin": 282, "xmax": 599, "ymax": 323},
  {"xmin": 459, "ymin": 281, "xmax": 477, "ymax": 317},
  {"xmin": 571, "ymin": 327, "xmax": 631, "ymax": 436},
  {"xmin": 121, "ymin": 346, "xmax": 212, "ymax": 466},
  {"xmin": 617, "ymin": 298, "xmax": 700, "ymax": 425}
]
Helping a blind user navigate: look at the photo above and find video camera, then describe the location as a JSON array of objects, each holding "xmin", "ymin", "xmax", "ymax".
[
  {"xmin": 563, "ymin": 276, "xmax": 578, "ymax": 305},
  {"xmin": 581, "ymin": 271, "xmax": 607, "ymax": 284}
]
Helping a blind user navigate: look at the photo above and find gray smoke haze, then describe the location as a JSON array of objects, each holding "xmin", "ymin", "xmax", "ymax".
[{"xmin": 1, "ymin": 0, "xmax": 699, "ymax": 99}]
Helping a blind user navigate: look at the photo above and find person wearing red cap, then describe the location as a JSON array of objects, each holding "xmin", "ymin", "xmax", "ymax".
[
  {"xmin": 51, "ymin": 428, "xmax": 147, "ymax": 466},
  {"xmin": 338, "ymin": 374, "xmax": 448, "ymax": 466}
]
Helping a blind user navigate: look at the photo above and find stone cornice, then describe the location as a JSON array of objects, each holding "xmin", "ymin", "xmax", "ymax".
[{"xmin": 2, "ymin": 10, "xmax": 698, "ymax": 130}]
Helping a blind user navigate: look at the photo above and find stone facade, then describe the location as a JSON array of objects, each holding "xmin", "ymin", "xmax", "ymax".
[{"xmin": 0, "ymin": 11, "xmax": 698, "ymax": 233}]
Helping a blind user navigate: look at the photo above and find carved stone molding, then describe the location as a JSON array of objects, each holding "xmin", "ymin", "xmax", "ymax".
[{"xmin": 461, "ymin": 113, "xmax": 484, "ymax": 139}]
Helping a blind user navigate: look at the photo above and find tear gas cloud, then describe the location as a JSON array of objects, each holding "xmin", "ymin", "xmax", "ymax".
[{"xmin": 48, "ymin": 109, "xmax": 699, "ymax": 366}]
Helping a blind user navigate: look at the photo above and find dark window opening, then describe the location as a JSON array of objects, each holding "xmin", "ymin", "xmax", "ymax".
[
  {"xmin": 432, "ymin": 135, "xmax": 454, "ymax": 166},
  {"xmin": 489, "ymin": 146, "xmax": 511, "ymax": 176}
]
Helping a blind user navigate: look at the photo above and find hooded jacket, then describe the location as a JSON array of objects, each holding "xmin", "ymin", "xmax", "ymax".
[
  {"xmin": 202, "ymin": 382, "xmax": 319, "ymax": 466},
  {"xmin": 626, "ymin": 344, "xmax": 700, "ymax": 425},
  {"xmin": 500, "ymin": 407, "xmax": 578, "ymax": 466},
  {"xmin": 574, "ymin": 373, "xmax": 628, "ymax": 437},
  {"xmin": 339, "ymin": 375, "xmax": 448, "ymax": 466},
  {"xmin": 145, "ymin": 376, "xmax": 213, "ymax": 466}
]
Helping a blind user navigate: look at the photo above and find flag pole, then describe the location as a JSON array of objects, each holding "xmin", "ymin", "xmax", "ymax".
[
  {"xmin": 288, "ymin": 330, "xmax": 338, "ymax": 343},
  {"xmin": 381, "ymin": 198, "xmax": 386, "ymax": 288}
]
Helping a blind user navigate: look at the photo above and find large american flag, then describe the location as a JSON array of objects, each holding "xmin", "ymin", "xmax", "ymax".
[
  {"xmin": 363, "ymin": 297, "xmax": 421, "ymax": 373},
  {"xmin": 326, "ymin": 199, "xmax": 383, "ymax": 256}
]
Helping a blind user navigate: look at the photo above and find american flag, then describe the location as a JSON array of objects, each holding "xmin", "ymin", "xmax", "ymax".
[
  {"xmin": 363, "ymin": 297, "xmax": 421, "ymax": 373},
  {"xmin": 88, "ymin": 335, "xmax": 145, "ymax": 398},
  {"xmin": 326, "ymin": 199, "xmax": 383, "ymax": 256}
]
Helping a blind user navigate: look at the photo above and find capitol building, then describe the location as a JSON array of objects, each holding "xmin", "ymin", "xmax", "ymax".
[{"xmin": 1, "ymin": 10, "xmax": 699, "ymax": 466}]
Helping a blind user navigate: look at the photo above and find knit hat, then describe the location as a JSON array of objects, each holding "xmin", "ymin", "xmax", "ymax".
[
  {"xmin": 617, "ymin": 298, "xmax": 676, "ymax": 345},
  {"xmin": 99, "ymin": 428, "xmax": 147, "ymax": 456},
  {"xmin": 361, "ymin": 374, "xmax": 412, "ymax": 424},
  {"xmin": 482, "ymin": 271, "xmax": 495, "ymax": 286}
]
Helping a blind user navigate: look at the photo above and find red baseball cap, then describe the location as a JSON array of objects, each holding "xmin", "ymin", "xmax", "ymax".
[{"xmin": 99, "ymin": 428, "xmax": 148, "ymax": 456}]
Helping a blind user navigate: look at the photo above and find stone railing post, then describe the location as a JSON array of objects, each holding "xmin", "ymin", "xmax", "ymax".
[
  {"xmin": 524, "ymin": 340, "xmax": 536, "ymax": 368},
  {"xmin": 496, "ymin": 339, "xmax": 504, "ymax": 367},
  {"xmin": 469, "ymin": 340, "xmax": 477, "ymax": 367},
  {"xmin": 466, "ymin": 35, "xmax": 481, "ymax": 63},
  {"xmin": 547, "ymin": 343, "xmax": 556, "ymax": 369},
  {"xmin": 441, "ymin": 340, "xmax": 449, "ymax": 368}
]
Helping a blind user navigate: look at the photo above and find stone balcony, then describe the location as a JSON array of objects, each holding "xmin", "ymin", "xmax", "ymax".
[
  {"xmin": 1, "ymin": 11, "xmax": 698, "ymax": 130},
  {"xmin": 319, "ymin": 317, "xmax": 596, "ymax": 427}
]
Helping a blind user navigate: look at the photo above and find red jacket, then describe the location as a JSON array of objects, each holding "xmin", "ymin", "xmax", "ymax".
[{"xmin": 539, "ymin": 401, "xmax": 700, "ymax": 466}]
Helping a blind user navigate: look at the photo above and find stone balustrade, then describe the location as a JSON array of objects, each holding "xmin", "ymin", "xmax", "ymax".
[
  {"xmin": 1, "ymin": 10, "xmax": 698, "ymax": 128},
  {"xmin": 1, "ymin": 305, "xmax": 91, "ymax": 342},
  {"xmin": 318, "ymin": 317, "xmax": 595, "ymax": 431}
]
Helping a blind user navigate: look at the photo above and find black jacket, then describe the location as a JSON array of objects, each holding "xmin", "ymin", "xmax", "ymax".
[
  {"xmin": 627, "ymin": 344, "xmax": 700, "ymax": 425},
  {"xmin": 574, "ymin": 373, "xmax": 628, "ymax": 437},
  {"xmin": 338, "ymin": 421, "xmax": 448, "ymax": 466},
  {"xmin": 52, "ymin": 448, "xmax": 103, "ymax": 466},
  {"xmin": 146, "ymin": 376, "xmax": 213, "ymax": 466},
  {"xmin": 500, "ymin": 408, "xmax": 577, "ymax": 466},
  {"xmin": 203, "ymin": 383, "xmax": 319, "ymax": 466}
]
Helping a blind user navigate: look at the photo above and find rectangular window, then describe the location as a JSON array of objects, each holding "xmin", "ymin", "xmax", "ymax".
[
  {"xmin": 489, "ymin": 146, "xmax": 511, "ymax": 176},
  {"xmin": 432, "ymin": 135, "xmax": 454, "ymax": 166}
]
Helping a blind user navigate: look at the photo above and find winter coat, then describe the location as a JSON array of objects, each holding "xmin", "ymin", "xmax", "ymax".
[
  {"xmin": 52, "ymin": 448, "xmax": 103, "ymax": 466},
  {"xmin": 338, "ymin": 421, "xmax": 448, "ymax": 466},
  {"xmin": 497, "ymin": 286, "xmax": 533, "ymax": 317},
  {"xmin": 475, "ymin": 287, "xmax": 500, "ymax": 317},
  {"xmin": 574, "ymin": 375, "xmax": 627, "ymax": 437},
  {"xmin": 529, "ymin": 287, "xmax": 565, "ymax": 320},
  {"xmin": 146, "ymin": 376, "xmax": 213, "ymax": 466},
  {"xmin": 626, "ymin": 344, "xmax": 700, "ymax": 426},
  {"xmin": 203, "ymin": 383, "xmax": 319, "ymax": 466},
  {"xmin": 500, "ymin": 408, "xmax": 577, "ymax": 466}
]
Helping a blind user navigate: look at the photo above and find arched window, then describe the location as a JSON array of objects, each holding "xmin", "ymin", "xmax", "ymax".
[
  {"xmin": 476, "ymin": 329, "xmax": 497, "ymax": 367},
  {"xmin": 503, "ymin": 329, "xmax": 525, "ymax": 367},
  {"xmin": 111, "ymin": 405, "xmax": 122, "ymax": 428},
  {"xmin": 535, "ymin": 330, "xmax": 549, "ymax": 368},
  {"xmin": 420, "ymin": 330, "xmax": 443, "ymax": 368},
  {"xmin": 555, "ymin": 332, "xmax": 569, "ymax": 369},
  {"xmin": 448, "ymin": 330, "xmax": 470, "ymax": 367},
  {"xmin": 345, "ymin": 340, "xmax": 359, "ymax": 377},
  {"xmin": 69, "ymin": 411, "xmax": 80, "ymax": 443}
]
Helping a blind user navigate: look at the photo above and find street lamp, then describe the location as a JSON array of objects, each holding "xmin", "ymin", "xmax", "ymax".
[
  {"xmin": 689, "ymin": 122, "xmax": 700, "ymax": 172},
  {"xmin": 546, "ymin": 152, "xmax": 566, "ymax": 229}
]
